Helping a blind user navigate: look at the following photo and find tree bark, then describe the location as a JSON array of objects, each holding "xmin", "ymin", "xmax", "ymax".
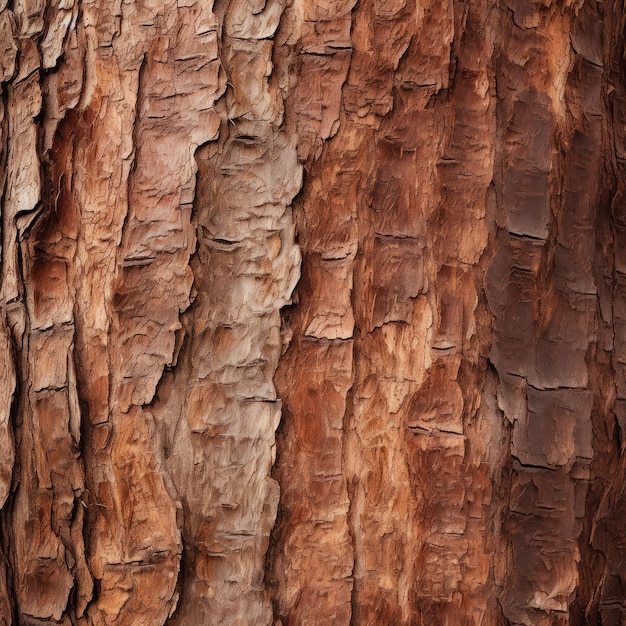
[{"xmin": 1, "ymin": 0, "xmax": 626, "ymax": 624}]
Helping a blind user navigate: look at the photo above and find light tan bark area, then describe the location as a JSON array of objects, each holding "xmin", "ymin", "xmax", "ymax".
[{"xmin": 2, "ymin": 0, "xmax": 626, "ymax": 624}]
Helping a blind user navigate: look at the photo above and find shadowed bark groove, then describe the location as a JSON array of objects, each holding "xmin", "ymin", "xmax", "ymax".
[{"xmin": 2, "ymin": 0, "xmax": 626, "ymax": 624}]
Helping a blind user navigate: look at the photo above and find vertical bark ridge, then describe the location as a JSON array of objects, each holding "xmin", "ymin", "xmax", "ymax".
[
  {"xmin": 266, "ymin": 0, "xmax": 359, "ymax": 623},
  {"xmin": 587, "ymin": 2, "xmax": 626, "ymax": 624},
  {"xmin": 268, "ymin": 134, "xmax": 359, "ymax": 624},
  {"xmin": 0, "ymin": 316, "xmax": 15, "ymax": 624},
  {"xmin": 407, "ymin": 1, "xmax": 501, "ymax": 621},
  {"xmin": 344, "ymin": 0, "xmax": 449, "ymax": 612},
  {"xmin": 2, "ymin": 4, "xmax": 88, "ymax": 623},
  {"xmin": 148, "ymin": 1, "xmax": 303, "ymax": 624},
  {"xmin": 486, "ymin": 1, "xmax": 607, "ymax": 623}
]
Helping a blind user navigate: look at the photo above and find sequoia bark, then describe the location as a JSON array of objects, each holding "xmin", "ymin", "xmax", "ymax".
[{"xmin": 1, "ymin": 0, "xmax": 626, "ymax": 624}]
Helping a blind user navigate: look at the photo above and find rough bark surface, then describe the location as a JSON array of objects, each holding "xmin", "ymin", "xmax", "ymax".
[{"xmin": 1, "ymin": 0, "xmax": 626, "ymax": 624}]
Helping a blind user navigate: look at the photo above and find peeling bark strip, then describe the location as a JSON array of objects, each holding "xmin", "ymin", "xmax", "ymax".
[{"xmin": 1, "ymin": 0, "xmax": 626, "ymax": 624}]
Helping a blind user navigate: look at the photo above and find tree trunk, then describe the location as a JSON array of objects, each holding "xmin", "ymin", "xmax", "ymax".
[{"xmin": 1, "ymin": 0, "xmax": 625, "ymax": 624}]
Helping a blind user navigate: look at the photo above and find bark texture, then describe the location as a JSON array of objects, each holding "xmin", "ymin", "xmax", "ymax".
[{"xmin": 1, "ymin": 0, "xmax": 626, "ymax": 624}]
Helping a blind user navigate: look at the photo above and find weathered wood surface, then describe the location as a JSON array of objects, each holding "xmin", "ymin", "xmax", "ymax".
[{"xmin": 1, "ymin": 0, "xmax": 626, "ymax": 624}]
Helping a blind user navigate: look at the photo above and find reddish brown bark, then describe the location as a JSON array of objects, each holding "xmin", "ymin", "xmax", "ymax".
[{"xmin": 2, "ymin": 0, "xmax": 626, "ymax": 624}]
